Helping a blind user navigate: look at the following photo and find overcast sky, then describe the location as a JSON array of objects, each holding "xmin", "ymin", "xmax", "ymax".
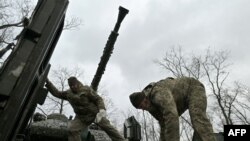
[{"xmin": 49, "ymin": 0, "xmax": 250, "ymax": 114}]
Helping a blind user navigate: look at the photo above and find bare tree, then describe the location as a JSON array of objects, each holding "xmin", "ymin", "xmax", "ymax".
[
  {"xmin": 0, "ymin": 0, "xmax": 34, "ymax": 61},
  {"xmin": 0, "ymin": 0, "xmax": 33, "ymax": 37},
  {"xmin": 179, "ymin": 113, "xmax": 193, "ymax": 141},
  {"xmin": 63, "ymin": 16, "xmax": 82, "ymax": 30},
  {"xmin": 200, "ymin": 49, "xmax": 250, "ymax": 128},
  {"xmin": 155, "ymin": 46, "xmax": 206, "ymax": 80},
  {"xmin": 142, "ymin": 110, "xmax": 149, "ymax": 141},
  {"xmin": 0, "ymin": 0, "xmax": 82, "ymax": 63}
]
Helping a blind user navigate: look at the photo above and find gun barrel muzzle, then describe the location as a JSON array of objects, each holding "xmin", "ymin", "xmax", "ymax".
[{"xmin": 114, "ymin": 6, "xmax": 129, "ymax": 33}]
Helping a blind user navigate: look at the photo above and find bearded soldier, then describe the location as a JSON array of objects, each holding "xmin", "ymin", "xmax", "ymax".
[
  {"xmin": 129, "ymin": 77, "xmax": 216, "ymax": 141},
  {"xmin": 45, "ymin": 76, "xmax": 125, "ymax": 141}
]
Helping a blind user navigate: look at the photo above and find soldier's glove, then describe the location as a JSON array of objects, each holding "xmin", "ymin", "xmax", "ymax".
[
  {"xmin": 44, "ymin": 78, "xmax": 51, "ymax": 88},
  {"xmin": 95, "ymin": 109, "xmax": 106, "ymax": 123}
]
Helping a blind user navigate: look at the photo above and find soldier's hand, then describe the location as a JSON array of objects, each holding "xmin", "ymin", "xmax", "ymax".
[
  {"xmin": 95, "ymin": 109, "xmax": 106, "ymax": 123},
  {"xmin": 44, "ymin": 78, "xmax": 51, "ymax": 88}
]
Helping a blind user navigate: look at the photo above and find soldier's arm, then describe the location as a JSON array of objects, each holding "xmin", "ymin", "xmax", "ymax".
[
  {"xmin": 150, "ymin": 90, "xmax": 178, "ymax": 117},
  {"xmin": 84, "ymin": 86, "xmax": 106, "ymax": 110},
  {"xmin": 45, "ymin": 79, "xmax": 68, "ymax": 100}
]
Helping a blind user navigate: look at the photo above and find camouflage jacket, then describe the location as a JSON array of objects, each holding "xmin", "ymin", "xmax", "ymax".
[
  {"xmin": 45, "ymin": 80, "xmax": 106, "ymax": 124},
  {"xmin": 143, "ymin": 77, "xmax": 204, "ymax": 121}
]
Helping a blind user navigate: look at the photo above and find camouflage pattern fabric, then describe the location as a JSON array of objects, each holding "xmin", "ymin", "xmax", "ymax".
[
  {"xmin": 96, "ymin": 117, "xmax": 125, "ymax": 141},
  {"xmin": 144, "ymin": 77, "xmax": 216, "ymax": 141},
  {"xmin": 45, "ymin": 79, "xmax": 125, "ymax": 141}
]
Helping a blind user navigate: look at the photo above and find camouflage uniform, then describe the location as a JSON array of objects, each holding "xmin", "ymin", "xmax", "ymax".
[
  {"xmin": 45, "ymin": 80, "xmax": 125, "ymax": 141},
  {"xmin": 142, "ymin": 77, "xmax": 216, "ymax": 141}
]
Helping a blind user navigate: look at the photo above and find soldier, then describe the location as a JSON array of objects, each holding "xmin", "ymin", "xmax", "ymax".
[
  {"xmin": 45, "ymin": 76, "xmax": 125, "ymax": 141},
  {"xmin": 129, "ymin": 77, "xmax": 216, "ymax": 141}
]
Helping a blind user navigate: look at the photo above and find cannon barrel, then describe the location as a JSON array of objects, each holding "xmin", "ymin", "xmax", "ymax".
[{"xmin": 91, "ymin": 6, "xmax": 129, "ymax": 91}]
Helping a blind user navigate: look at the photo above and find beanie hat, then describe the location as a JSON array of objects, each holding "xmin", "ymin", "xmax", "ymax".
[
  {"xmin": 129, "ymin": 92, "xmax": 145, "ymax": 108},
  {"xmin": 68, "ymin": 76, "xmax": 78, "ymax": 85}
]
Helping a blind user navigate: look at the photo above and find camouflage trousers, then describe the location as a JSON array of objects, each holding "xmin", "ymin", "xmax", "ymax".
[
  {"xmin": 68, "ymin": 116, "xmax": 125, "ymax": 141},
  {"xmin": 153, "ymin": 84, "xmax": 216, "ymax": 141},
  {"xmin": 188, "ymin": 84, "xmax": 216, "ymax": 141}
]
